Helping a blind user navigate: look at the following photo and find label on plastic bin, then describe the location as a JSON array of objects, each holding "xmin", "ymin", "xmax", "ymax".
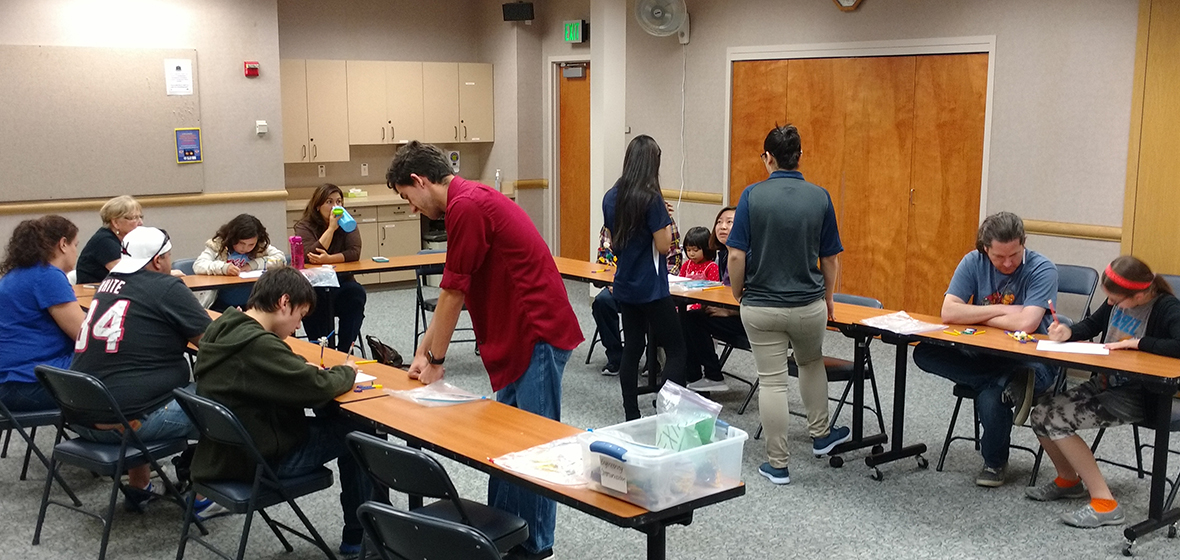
[{"xmin": 599, "ymin": 456, "xmax": 627, "ymax": 493}]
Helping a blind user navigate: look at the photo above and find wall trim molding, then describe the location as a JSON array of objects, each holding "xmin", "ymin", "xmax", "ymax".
[
  {"xmin": 1024, "ymin": 219, "xmax": 1121, "ymax": 242},
  {"xmin": 661, "ymin": 189, "xmax": 724, "ymax": 205},
  {"xmin": 514, "ymin": 179, "xmax": 549, "ymax": 190},
  {"xmin": 0, "ymin": 190, "xmax": 288, "ymax": 216}
]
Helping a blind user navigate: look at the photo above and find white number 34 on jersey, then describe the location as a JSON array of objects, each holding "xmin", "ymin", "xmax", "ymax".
[{"xmin": 76, "ymin": 300, "xmax": 131, "ymax": 353}]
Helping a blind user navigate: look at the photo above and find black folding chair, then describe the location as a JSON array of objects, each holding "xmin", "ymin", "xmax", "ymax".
[
  {"xmin": 32, "ymin": 365, "xmax": 196, "ymax": 560},
  {"xmin": 358, "ymin": 502, "xmax": 502, "ymax": 560},
  {"xmin": 0, "ymin": 398, "xmax": 80, "ymax": 503},
  {"xmin": 345, "ymin": 432, "xmax": 528, "ymax": 554},
  {"xmin": 171, "ymin": 389, "xmax": 336, "ymax": 560},
  {"xmin": 413, "ymin": 249, "xmax": 476, "ymax": 352}
]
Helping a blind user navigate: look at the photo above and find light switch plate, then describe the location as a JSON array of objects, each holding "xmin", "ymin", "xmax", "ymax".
[
  {"xmin": 361, "ymin": 163, "xmax": 369, "ymax": 176},
  {"xmin": 318, "ymin": 164, "xmax": 326, "ymax": 178}
]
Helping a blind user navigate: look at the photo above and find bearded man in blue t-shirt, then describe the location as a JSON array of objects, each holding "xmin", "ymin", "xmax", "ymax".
[{"xmin": 913, "ymin": 212, "xmax": 1059, "ymax": 488}]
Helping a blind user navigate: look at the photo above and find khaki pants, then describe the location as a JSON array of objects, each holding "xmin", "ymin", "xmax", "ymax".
[{"xmin": 740, "ymin": 299, "xmax": 830, "ymax": 468}]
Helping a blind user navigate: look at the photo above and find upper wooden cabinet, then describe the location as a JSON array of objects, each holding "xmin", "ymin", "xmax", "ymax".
[
  {"xmin": 347, "ymin": 61, "xmax": 425, "ymax": 145},
  {"xmin": 423, "ymin": 62, "xmax": 495, "ymax": 144},
  {"xmin": 281, "ymin": 59, "xmax": 349, "ymax": 163}
]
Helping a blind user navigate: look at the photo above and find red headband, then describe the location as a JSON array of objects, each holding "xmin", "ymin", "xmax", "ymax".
[{"xmin": 1105, "ymin": 264, "xmax": 1153, "ymax": 291}]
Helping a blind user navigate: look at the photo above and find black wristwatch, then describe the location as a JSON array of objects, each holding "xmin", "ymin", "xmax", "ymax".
[{"xmin": 426, "ymin": 349, "xmax": 445, "ymax": 366}]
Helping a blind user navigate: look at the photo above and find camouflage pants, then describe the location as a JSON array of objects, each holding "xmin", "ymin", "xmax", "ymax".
[{"xmin": 1029, "ymin": 379, "xmax": 1141, "ymax": 440}]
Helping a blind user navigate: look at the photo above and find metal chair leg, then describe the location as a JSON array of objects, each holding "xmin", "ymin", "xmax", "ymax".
[{"xmin": 937, "ymin": 396, "xmax": 966, "ymax": 472}]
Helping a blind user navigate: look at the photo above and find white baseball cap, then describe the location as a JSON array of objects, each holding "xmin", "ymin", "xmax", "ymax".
[{"xmin": 111, "ymin": 226, "xmax": 172, "ymax": 274}]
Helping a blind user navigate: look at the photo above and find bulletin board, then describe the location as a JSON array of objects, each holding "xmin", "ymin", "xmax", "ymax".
[{"xmin": 0, "ymin": 45, "xmax": 204, "ymax": 202}]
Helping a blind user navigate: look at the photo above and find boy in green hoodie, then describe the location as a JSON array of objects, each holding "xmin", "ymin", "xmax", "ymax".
[{"xmin": 192, "ymin": 266, "xmax": 374, "ymax": 557}]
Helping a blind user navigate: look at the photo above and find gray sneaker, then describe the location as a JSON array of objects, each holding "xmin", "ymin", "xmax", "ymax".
[
  {"xmin": 1061, "ymin": 504, "xmax": 1125, "ymax": 528},
  {"xmin": 1025, "ymin": 479, "xmax": 1088, "ymax": 501},
  {"xmin": 975, "ymin": 465, "xmax": 1006, "ymax": 487},
  {"xmin": 1003, "ymin": 368, "xmax": 1035, "ymax": 426}
]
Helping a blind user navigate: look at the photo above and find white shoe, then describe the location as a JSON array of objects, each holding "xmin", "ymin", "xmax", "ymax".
[{"xmin": 687, "ymin": 379, "xmax": 728, "ymax": 392}]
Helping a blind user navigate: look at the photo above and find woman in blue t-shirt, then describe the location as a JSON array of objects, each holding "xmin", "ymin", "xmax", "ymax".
[
  {"xmin": 0, "ymin": 216, "xmax": 86, "ymax": 411},
  {"xmin": 601, "ymin": 135, "xmax": 686, "ymax": 420}
]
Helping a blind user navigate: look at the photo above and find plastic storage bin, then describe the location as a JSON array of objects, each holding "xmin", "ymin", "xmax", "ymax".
[{"xmin": 579, "ymin": 416, "xmax": 747, "ymax": 511}]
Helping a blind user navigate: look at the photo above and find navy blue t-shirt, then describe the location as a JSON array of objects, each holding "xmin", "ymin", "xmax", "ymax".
[{"xmin": 602, "ymin": 184, "xmax": 672, "ymax": 304}]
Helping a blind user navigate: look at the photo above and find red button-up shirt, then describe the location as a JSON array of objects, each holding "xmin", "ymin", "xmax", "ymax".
[{"xmin": 439, "ymin": 176, "xmax": 583, "ymax": 391}]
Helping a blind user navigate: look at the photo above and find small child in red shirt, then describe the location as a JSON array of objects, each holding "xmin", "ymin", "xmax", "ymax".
[{"xmin": 680, "ymin": 227, "xmax": 720, "ymax": 311}]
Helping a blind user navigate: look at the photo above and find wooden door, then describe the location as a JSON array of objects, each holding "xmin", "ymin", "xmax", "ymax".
[
  {"xmin": 458, "ymin": 63, "xmax": 495, "ymax": 142},
  {"xmin": 729, "ymin": 59, "xmax": 789, "ymax": 204},
  {"xmin": 558, "ymin": 63, "xmax": 591, "ymax": 261},
  {"xmin": 346, "ymin": 60, "xmax": 387, "ymax": 145},
  {"xmin": 837, "ymin": 56, "xmax": 916, "ymax": 310},
  {"xmin": 387, "ymin": 61, "xmax": 425, "ymax": 143},
  {"xmin": 305, "ymin": 59, "xmax": 350, "ymax": 162},
  {"xmin": 422, "ymin": 62, "xmax": 460, "ymax": 143},
  {"xmin": 379, "ymin": 220, "xmax": 419, "ymax": 283},
  {"xmin": 1130, "ymin": 0, "xmax": 1180, "ymax": 273},
  {"xmin": 905, "ymin": 54, "xmax": 988, "ymax": 314},
  {"xmin": 280, "ymin": 59, "xmax": 309, "ymax": 163},
  {"xmin": 787, "ymin": 58, "xmax": 847, "ymax": 220}
]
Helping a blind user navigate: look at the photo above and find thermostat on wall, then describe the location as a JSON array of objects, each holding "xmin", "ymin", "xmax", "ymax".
[{"xmin": 448, "ymin": 151, "xmax": 460, "ymax": 173}]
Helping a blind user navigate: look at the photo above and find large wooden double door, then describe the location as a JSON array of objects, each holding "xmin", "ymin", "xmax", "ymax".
[{"xmin": 730, "ymin": 54, "xmax": 988, "ymax": 316}]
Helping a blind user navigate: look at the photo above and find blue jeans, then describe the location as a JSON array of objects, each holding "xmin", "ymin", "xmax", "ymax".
[
  {"xmin": 275, "ymin": 410, "xmax": 377, "ymax": 546},
  {"xmin": 73, "ymin": 397, "xmax": 200, "ymax": 443},
  {"xmin": 489, "ymin": 341, "xmax": 570, "ymax": 554},
  {"xmin": 913, "ymin": 343, "xmax": 1055, "ymax": 468},
  {"xmin": 0, "ymin": 381, "xmax": 57, "ymax": 412},
  {"xmin": 303, "ymin": 280, "xmax": 367, "ymax": 353}
]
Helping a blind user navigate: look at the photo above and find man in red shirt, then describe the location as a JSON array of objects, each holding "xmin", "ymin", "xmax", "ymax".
[{"xmin": 386, "ymin": 141, "xmax": 583, "ymax": 560}]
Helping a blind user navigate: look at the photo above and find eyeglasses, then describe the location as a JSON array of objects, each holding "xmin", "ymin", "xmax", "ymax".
[{"xmin": 122, "ymin": 214, "xmax": 143, "ymax": 221}]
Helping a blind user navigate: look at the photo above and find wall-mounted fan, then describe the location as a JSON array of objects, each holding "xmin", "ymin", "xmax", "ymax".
[{"xmin": 635, "ymin": 0, "xmax": 690, "ymax": 45}]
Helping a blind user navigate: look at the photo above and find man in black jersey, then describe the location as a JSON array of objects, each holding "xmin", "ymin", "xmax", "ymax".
[{"xmin": 71, "ymin": 226, "xmax": 211, "ymax": 511}]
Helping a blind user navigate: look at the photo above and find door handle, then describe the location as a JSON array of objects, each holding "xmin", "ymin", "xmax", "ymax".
[
  {"xmin": 381, "ymin": 127, "xmax": 385, "ymax": 141},
  {"xmin": 302, "ymin": 145, "xmax": 307, "ymax": 160},
  {"xmin": 909, "ymin": 188, "xmax": 914, "ymax": 205},
  {"xmin": 454, "ymin": 126, "xmax": 458, "ymax": 140},
  {"xmin": 463, "ymin": 126, "xmax": 468, "ymax": 139},
  {"xmin": 312, "ymin": 144, "xmax": 318, "ymax": 159}
]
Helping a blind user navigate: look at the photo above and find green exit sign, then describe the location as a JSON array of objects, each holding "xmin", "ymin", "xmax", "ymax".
[{"xmin": 564, "ymin": 20, "xmax": 586, "ymax": 43}]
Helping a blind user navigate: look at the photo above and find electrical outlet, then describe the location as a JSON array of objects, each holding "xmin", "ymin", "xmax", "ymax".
[
  {"xmin": 317, "ymin": 164, "xmax": 326, "ymax": 178},
  {"xmin": 361, "ymin": 163, "xmax": 369, "ymax": 177}
]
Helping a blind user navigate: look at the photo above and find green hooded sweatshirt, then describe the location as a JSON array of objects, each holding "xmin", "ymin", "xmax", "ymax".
[{"xmin": 191, "ymin": 308, "xmax": 354, "ymax": 482}]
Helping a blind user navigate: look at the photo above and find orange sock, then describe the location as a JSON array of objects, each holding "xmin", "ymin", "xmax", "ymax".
[
  {"xmin": 1054, "ymin": 476, "xmax": 1080, "ymax": 488},
  {"xmin": 1091, "ymin": 498, "xmax": 1118, "ymax": 513}
]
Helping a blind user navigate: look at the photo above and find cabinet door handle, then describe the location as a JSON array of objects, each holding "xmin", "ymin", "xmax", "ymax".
[
  {"xmin": 381, "ymin": 127, "xmax": 385, "ymax": 141},
  {"xmin": 302, "ymin": 145, "xmax": 307, "ymax": 160},
  {"xmin": 463, "ymin": 125, "xmax": 468, "ymax": 139},
  {"xmin": 391, "ymin": 126, "xmax": 395, "ymax": 140},
  {"xmin": 381, "ymin": 227, "xmax": 386, "ymax": 241},
  {"xmin": 312, "ymin": 144, "xmax": 318, "ymax": 159},
  {"xmin": 909, "ymin": 188, "xmax": 914, "ymax": 205},
  {"xmin": 454, "ymin": 126, "xmax": 458, "ymax": 140}
]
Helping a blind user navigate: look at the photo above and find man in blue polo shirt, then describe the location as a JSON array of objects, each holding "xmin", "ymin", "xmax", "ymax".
[{"xmin": 913, "ymin": 212, "xmax": 1058, "ymax": 487}]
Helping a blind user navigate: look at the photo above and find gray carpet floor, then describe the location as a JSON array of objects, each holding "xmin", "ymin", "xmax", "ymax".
[{"xmin": 2, "ymin": 280, "xmax": 1178, "ymax": 559}]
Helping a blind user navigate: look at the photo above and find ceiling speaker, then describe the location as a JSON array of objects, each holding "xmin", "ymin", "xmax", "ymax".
[{"xmin": 503, "ymin": 2, "xmax": 535, "ymax": 21}]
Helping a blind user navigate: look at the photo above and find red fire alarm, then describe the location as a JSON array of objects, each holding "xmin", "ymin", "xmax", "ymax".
[{"xmin": 244, "ymin": 61, "xmax": 260, "ymax": 78}]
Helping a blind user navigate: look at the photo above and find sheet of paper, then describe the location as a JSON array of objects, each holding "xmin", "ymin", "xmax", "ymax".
[
  {"xmin": 165, "ymin": 58, "xmax": 193, "ymax": 95},
  {"xmin": 355, "ymin": 372, "xmax": 376, "ymax": 384},
  {"xmin": 667, "ymin": 274, "xmax": 692, "ymax": 283},
  {"xmin": 1035, "ymin": 340, "xmax": 1110, "ymax": 355},
  {"xmin": 238, "ymin": 270, "xmax": 264, "ymax": 279}
]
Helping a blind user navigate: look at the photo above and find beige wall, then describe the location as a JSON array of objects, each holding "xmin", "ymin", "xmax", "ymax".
[
  {"xmin": 624, "ymin": 0, "xmax": 1135, "ymax": 275},
  {"xmin": 0, "ymin": 0, "xmax": 286, "ymax": 260}
]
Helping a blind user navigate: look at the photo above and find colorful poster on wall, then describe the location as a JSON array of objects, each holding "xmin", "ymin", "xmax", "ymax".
[{"xmin": 175, "ymin": 128, "xmax": 202, "ymax": 163}]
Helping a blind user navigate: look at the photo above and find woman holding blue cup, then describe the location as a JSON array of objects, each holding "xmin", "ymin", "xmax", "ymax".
[{"xmin": 294, "ymin": 183, "xmax": 367, "ymax": 353}]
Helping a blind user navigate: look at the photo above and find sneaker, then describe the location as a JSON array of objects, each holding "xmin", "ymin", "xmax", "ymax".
[
  {"xmin": 976, "ymin": 464, "xmax": 1006, "ymax": 487},
  {"xmin": 687, "ymin": 378, "xmax": 728, "ymax": 392},
  {"xmin": 1003, "ymin": 367, "xmax": 1036, "ymax": 426},
  {"xmin": 812, "ymin": 426, "xmax": 852, "ymax": 456},
  {"xmin": 1061, "ymin": 503, "xmax": 1125, "ymax": 528},
  {"xmin": 758, "ymin": 462, "xmax": 791, "ymax": 484},
  {"xmin": 504, "ymin": 546, "xmax": 554, "ymax": 560},
  {"xmin": 123, "ymin": 482, "xmax": 165, "ymax": 513},
  {"xmin": 338, "ymin": 542, "xmax": 363, "ymax": 560},
  {"xmin": 193, "ymin": 496, "xmax": 230, "ymax": 520},
  {"xmin": 601, "ymin": 364, "xmax": 619, "ymax": 376},
  {"xmin": 1025, "ymin": 479, "xmax": 1089, "ymax": 501}
]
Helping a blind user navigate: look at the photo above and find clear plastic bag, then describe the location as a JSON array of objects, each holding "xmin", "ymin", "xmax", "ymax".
[
  {"xmin": 385, "ymin": 381, "xmax": 487, "ymax": 407},
  {"xmin": 492, "ymin": 435, "xmax": 588, "ymax": 487},
  {"xmin": 299, "ymin": 265, "xmax": 340, "ymax": 288},
  {"xmin": 654, "ymin": 381, "xmax": 723, "ymax": 451}
]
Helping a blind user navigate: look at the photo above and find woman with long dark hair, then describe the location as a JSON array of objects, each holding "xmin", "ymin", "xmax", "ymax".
[
  {"xmin": 601, "ymin": 135, "xmax": 686, "ymax": 420},
  {"xmin": 194, "ymin": 213, "xmax": 287, "ymax": 310},
  {"xmin": 0, "ymin": 216, "xmax": 85, "ymax": 410},
  {"xmin": 294, "ymin": 184, "xmax": 367, "ymax": 353}
]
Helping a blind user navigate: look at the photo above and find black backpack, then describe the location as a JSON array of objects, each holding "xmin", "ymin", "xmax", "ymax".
[{"xmin": 365, "ymin": 335, "xmax": 404, "ymax": 368}]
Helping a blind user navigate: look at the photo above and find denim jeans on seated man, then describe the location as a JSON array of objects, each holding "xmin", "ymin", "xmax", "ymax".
[
  {"xmin": 72, "ymin": 396, "xmax": 200, "ymax": 443},
  {"xmin": 489, "ymin": 341, "xmax": 570, "ymax": 556},
  {"xmin": 913, "ymin": 343, "xmax": 1055, "ymax": 469},
  {"xmin": 590, "ymin": 288, "xmax": 623, "ymax": 370},
  {"xmin": 274, "ymin": 408, "xmax": 378, "ymax": 547}
]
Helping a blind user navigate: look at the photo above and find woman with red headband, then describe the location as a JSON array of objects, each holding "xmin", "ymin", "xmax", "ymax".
[{"xmin": 1026, "ymin": 255, "xmax": 1180, "ymax": 528}]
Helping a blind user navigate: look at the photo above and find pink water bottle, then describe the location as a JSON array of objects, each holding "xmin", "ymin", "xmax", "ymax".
[{"xmin": 289, "ymin": 235, "xmax": 304, "ymax": 269}]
